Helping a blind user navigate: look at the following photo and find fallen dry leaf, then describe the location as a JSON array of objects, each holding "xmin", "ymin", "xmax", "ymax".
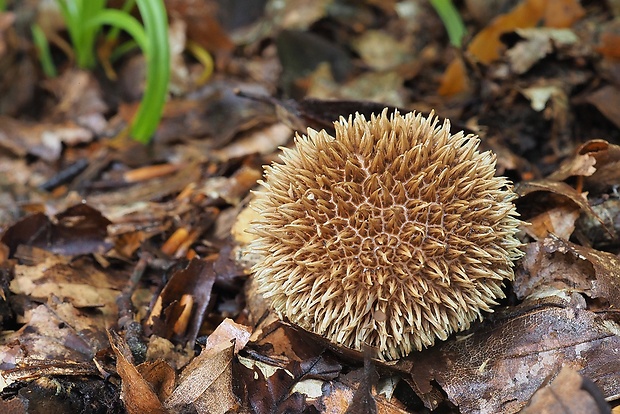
[
  {"xmin": 585, "ymin": 85, "xmax": 620, "ymax": 131},
  {"xmin": 9, "ymin": 248, "xmax": 123, "ymax": 315},
  {"xmin": 506, "ymin": 28, "xmax": 578, "ymax": 75},
  {"xmin": 1, "ymin": 203, "xmax": 112, "ymax": 257},
  {"xmin": 409, "ymin": 296, "xmax": 620, "ymax": 413},
  {"xmin": 110, "ymin": 331, "xmax": 168, "ymax": 414},
  {"xmin": 521, "ymin": 366, "xmax": 611, "ymax": 413},
  {"xmin": 163, "ymin": 318, "xmax": 251, "ymax": 413}
]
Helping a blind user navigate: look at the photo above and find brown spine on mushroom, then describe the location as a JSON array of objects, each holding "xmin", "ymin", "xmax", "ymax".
[{"xmin": 250, "ymin": 109, "xmax": 523, "ymax": 361}]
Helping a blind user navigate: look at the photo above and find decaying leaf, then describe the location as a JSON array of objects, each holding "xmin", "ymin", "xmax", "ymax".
[
  {"xmin": 9, "ymin": 247, "xmax": 123, "ymax": 316},
  {"xmin": 515, "ymin": 180, "xmax": 600, "ymax": 240},
  {"xmin": 0, "ymin": 300, "xmax": 104, "ymax": 390},
  {"xmin": 547, "ymin": 139, "xmax": 620, "ymax": 192},
  {"xmin": 163, "ymin": 318, "xmax": 251, "ymax": 413},
  {"xmin": 409, "ymin": 296, "xmax": 620, "ymax": 413},
  {"xmin": 110, "ymin": 331, "xmax": 168, "ymax": 414},
  {"xmin": 521, "ymin": 366, "xmax": 611, "ymax": 413},
  {"xmin": 148, "ymin": 258, "xmax": 217, "ymax": 344},
  {"xmin": 520, "ymin": 237, "xmax": 620, "ymax": 307},
  {"xmin": 1, "ymin": 203, "xmax": 112, "ymax": 257}
]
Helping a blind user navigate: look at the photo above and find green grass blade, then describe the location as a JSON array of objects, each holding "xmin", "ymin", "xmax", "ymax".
[
  {"xmin": 31, "ymin": 23, "xmax": 58, "ymax": 77},
  {"xmin": 429, "ymin": 0, "xmax": 466, "ymax": 47},
  {"xmin": 107, "ymin": 0, "xmax": 137, "ymax": 41},
  {"xmin": 130, "ymin": 0, "xmax": 170, "ymax": 143},
  {"xmin": 85, "ymin": 10, "xmax": 148, "ymax": 51}
]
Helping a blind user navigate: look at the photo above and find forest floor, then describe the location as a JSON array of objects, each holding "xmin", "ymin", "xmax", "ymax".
[{"xmin": 1, "ymin": 0, "xmax": 620, "ymax": 413}]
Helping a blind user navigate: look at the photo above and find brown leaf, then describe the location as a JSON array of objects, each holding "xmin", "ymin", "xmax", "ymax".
[
  {"xmin": 516, "ymin": 238, "xmax": 592, "ymax": 299},
  {"xmin": 137, "ymin": 360, "xmax": 177, "ymax": 403},
  {"xmin": 525, "ymin": 205, "xmax": 580, "ymax": 240},
  {"xmin": 0, "ymin": 117, "xmax": 93, "ymax": 161},
  {"xmin": 546, "ymin": 139, "xmax": 620, "ymax": 193},
  {"xmin": 10, "ymin": 250, "xmax": 123, "ymax": 314},
  {"xmin": 410, "ymin": 298, "xmax": 620, "ymax": 413},
  {"xmin": 518, "ymin": 237, "xmax": 620, "ymax": 306},
  {"xmin": 109, "ymin": 331, "xmax": 168, "ymax": 414},
  {"xmin": 515, "ymin": 179, "xmax": 601, "ymax": 240},
  {"xmin": 205, "ymin": 318, "xmax": 252, "ymax": 353},
  {"xmin": 543, "ymin": 0, "xmax": 585, "ymax": 28},
  {"xmin": 149, "ymin": 258, "xmax": 217, "ymax": 344},
  {"xmin": 0, "ymin": 300, "xmax": 105, "ymax": 388},
  {"xmin": 1, "ymin": 203, "xmax": 112, "ymax": 257},
  {"xmin": 505, "ymin": 28, "xmax": 578, "ymax": 75},
  {"xmin": 521, "ymin": 366, "xmax": 611, "ymax": 414},
  {"xmin": 585, "ymin": 85, "xmax": 620, "ymax": 130},
  {"xmin": 42, "ymin": 69, "xmax": 108, "ymax": 133},
  {"xmin": 164, "ymin": 340, "xmax": 238, "ymax": 413},
  {"xmin": 576, "ymin": 198, "xmax": 620, "ymax": 250},
  {"xmin": 468, "ymin": 0, "xmax": 546, "ymax": 65}
]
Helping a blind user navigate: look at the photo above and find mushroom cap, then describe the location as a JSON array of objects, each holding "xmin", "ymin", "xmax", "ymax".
[{"xmin": 250, "ymin": 110, "xmax": 523, "ymax": 360}]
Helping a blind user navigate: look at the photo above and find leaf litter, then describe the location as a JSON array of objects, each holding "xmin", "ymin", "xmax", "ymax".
[{"xmin": 1, "ymin": 0, "xmax": 620, "ymax": 413}]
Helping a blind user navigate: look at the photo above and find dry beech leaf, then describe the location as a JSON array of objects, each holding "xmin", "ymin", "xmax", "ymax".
[
  {"xmin": 109, "ymin": 331, "xmax": 168, "ymax": 414},
  {"xmin": 161, "ymin": 318, "xmax": 250, "ymax": 413},
  {"xmin": 409, "ymin": 297, "xmax": 620, "ymax": 414},
  {"xmin": 506, "ymin": 28, "xmax": 578, "ymax": 74},
  {"xmin": 164, "ymin": 343, "xmax": 236, "ymax": 413},
  {"xmin": 10, "ymin": 249, "xmax": 123, "ymax": 318},
  {"xmin": 204, "ymin": 318, "xmax": 252, "ymax": 353},
  {"xmin": 546, "ymin": 142, "xmax": 601, "ymax": 181},
  {"xmin": 438, "ymin": 57, "xmax": 468, "ymax": 97},
  {"xmin": 515, "ymin": 180, "xmax": 602, "ymax": 239},
  {"xmin": 521, "ymin": 366, "xmax": 611, "ymax": 414},
  {"xmin": 517, "ymin": 237, "xmax": 620, "ymax": 307},
  {"xmin": 547, "ymin": 139, "xmax": 620, "ymax": 193},
  {"xmin": 525, "ymin": 205, "xmax": 580, "ymax": 240},
  {"xmin": 1, "ymin": 203, "xmax": 112, "ymax": 257}
]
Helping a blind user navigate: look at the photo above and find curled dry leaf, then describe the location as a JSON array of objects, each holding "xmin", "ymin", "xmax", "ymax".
[
  {"xmin": 1, "ymin": 203, "xmax": 112, "ymax": 257},
  {"xmin": 517, "ymin": 237, "xmax": 620, "ymax": 307},
  {"xmin": 148, "ymin": 258, "xmax": 216, "ymax": 345},
  {"xmin": 109, "ymin": 331, "xmax": 168, "ymax": 414},
  {"xmin": 547, "ymin": 139, "xmax": 620, "ymax": 192},
  {"xmin": 515, "ymin": 179, "xmax": 600, "ymax": 240},
  {"xmin": 521, "ymin": 366, "xmax": 611, "ymax": 414},
  {"xmin": 505, "ymin": 28, "xmax": 578, "ymax": 75},
  {"xmin": 163, "ymin": 318, "xmax": 251, "ymax": 413},
  {"xmin": 409, "ymin": 297, "xmax": 620, "ymax": 414}
]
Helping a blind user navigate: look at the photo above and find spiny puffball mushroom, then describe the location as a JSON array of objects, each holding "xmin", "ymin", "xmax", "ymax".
[{"xmin": 250, "ymin": 110, "xmax": 523, "ymax": 360}]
